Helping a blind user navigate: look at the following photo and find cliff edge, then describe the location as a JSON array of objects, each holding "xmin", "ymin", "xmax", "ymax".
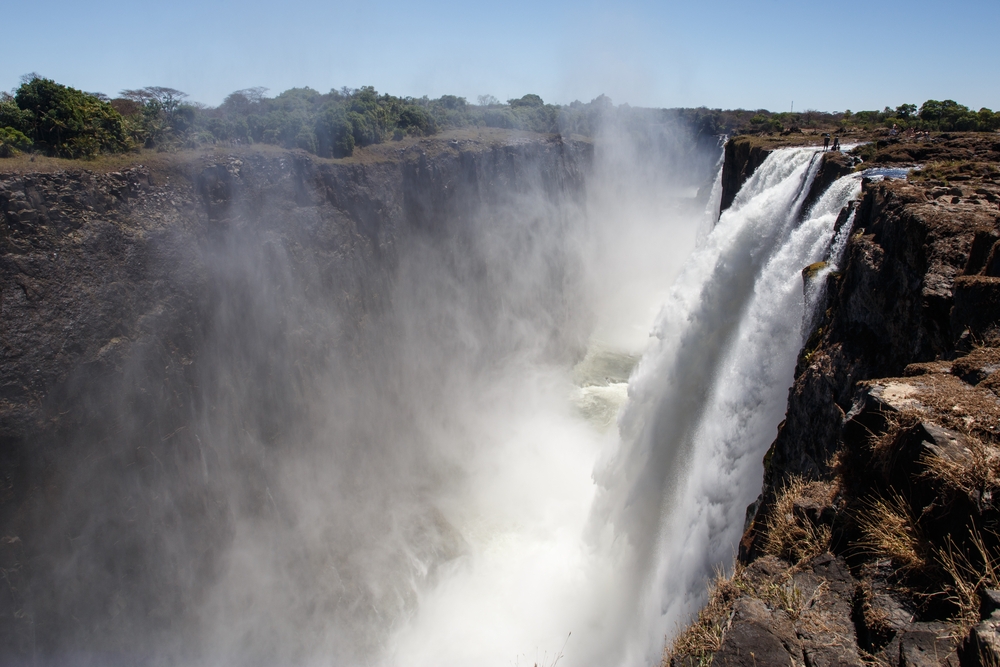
[{"xmin": 670, "ymin": 133, "xmax": 1000, "ymax": 667}]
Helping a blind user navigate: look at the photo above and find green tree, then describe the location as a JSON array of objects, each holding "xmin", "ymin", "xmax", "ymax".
[
  {"xmin": 0, "ymin": 126, "xmax": 33, "ymax": 157},
  {"xmin": 315, "ymin": 105, "xmax": 355, "ymax": 157},
  {"xmin": 15, "ymin": 76, "xmax": 132, "ymax": 157},
  {"xmin": 509, "ymin": 94, "xmax": 544, "ymax": 108}
]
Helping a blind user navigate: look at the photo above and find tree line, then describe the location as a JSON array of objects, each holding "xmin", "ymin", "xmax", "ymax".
[{"xmin": 1, "ymin": 74, "xmax": 997, "ymax": 160}]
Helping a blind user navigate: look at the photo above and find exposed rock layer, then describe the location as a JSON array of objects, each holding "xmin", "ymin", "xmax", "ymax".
[
  {"xmin": 0, "ymin": 136, "xmax": 592, "ymax": 659},
  {"xmin": 673, "ymin": 133, "xmax": 1000, "ymax": 667}
]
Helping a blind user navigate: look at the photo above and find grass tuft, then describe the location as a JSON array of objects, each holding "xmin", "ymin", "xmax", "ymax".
[
  {"xmin": 764, "ymin": 477, "xmax": 834, "ymax": 564},
  {"xmin": 856, "ymin": 493, "xmax": 931, "ymax": 575}
]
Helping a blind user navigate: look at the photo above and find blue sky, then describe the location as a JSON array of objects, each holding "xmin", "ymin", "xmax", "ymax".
[{"xmin": 5, "ymin": 0, "xmax": 998, "ymax": 112}]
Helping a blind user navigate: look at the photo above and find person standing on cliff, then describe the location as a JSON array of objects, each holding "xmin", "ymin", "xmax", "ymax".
[
  {"xmin": 823, "ymin": 133, "xmax": 831, "ymax": 151},
  {"xmin": 832, "ymin": 136, "xmax": 840, "ymax": 151}
]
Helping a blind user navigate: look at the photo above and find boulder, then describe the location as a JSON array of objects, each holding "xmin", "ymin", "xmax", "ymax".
[
  {"xmin": 793, "ymin": 554, "xmax": 863, "ymax": 667},
  {"xmin": 898, "ymin": 622, "xmax": 962, "ymax": 666},
  {"xmin": 965, "ymin": 614, "xmax": 1000, "ymax": 667},
  {"xmin": 713, "ymin": 598, "xmax": 802, "ymax": 667}
]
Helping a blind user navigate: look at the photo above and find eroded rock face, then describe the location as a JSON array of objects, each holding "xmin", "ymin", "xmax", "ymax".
[
  {"xmin": 0, "ymin": 137, "xmax": 593, "ymax": 659},
  {"xmin": 762, "ymin": 174, "xmax": 1000, "ymax": 494},
  {"xmin": 719, "ymin": 139, "xmax": 772, "ymax": 213},
  {"xmin": 699, "ymin": 134, "xmax": 1000, "ymax": 667}
]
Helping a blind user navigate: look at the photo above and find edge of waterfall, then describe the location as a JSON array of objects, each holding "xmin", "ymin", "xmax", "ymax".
[{"xmin": 666, "ymin": 133, "xmax": 1000, "ymax": 667}]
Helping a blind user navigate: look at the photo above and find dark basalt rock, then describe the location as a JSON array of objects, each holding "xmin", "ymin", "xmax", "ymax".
[
  {"xmin": 719, "ymin": 138, "xmax": 772, "ymax": 213},
  {"xmin": 0, "ymin": 138, "xmax": 594, "ymax": 658},
  {"xmin": 713, "ymin": 597, "xmax": 802, "ymax": 667},
  {"xmin": 717, "ymin": 135, "xmax": 1000, "ymax": 667}
]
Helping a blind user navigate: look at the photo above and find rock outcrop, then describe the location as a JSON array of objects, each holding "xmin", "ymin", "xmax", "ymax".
[
  {"xmin": 671, "ymin": 133, "xmax": 1000, "ymax": 667},
  {"xmin": 719, "ymin": 137, "xmax": 772, "ymax": 213},
  {"xmin": 0, "ymin": 135, "xmax": 592, "ymax": 658}
]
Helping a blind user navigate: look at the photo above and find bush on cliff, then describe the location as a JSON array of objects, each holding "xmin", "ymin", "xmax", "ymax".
[
  {"xmin": 13, "ymin": 77, "xmax": 133, "ymax": 158},
  {"xmin": 0, "ymin": 126, "xmax": 33, "ymax": 157},
  {"xmin": 841, "ymin": 99, "xmax": 1000, "ymax": 132}
]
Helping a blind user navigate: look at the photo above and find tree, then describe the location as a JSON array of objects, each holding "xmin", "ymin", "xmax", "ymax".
[
  {"xmin": 314, "ymin": 105, "xmax": 355, "ymax": 157},
  {"xmin": 509, "ymin": 94, "xmax": 544, "ymax": 108},
  {"xmin": 0, "ymin": 126, "xmax": 33, "ymax": 157},
  {"xmin": 15, "ymin": 76, "xmax": 132, "ymax": 157}
]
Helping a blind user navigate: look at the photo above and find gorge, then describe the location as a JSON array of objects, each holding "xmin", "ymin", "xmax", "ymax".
[{"xmin": 3, "ymin": 121, "xmax": 1000, "ymax": 667}]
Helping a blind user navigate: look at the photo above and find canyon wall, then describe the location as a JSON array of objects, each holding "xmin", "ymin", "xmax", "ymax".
[
  {"xmin": 0, "ymin": 136, "xmax": 596, "ymax": 662},
  {"xmin": 672, "ymin": 134, "xmax": 1000, "ymax": 667}
]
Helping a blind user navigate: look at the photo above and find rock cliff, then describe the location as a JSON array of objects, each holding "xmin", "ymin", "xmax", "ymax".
[
  {"xmin": 0, "ymin": 134, "xmax": 593, "ymax": 659},
  {"xmin": 671, "ymin": 133, "xmax": 1000, "ymax": 667}
]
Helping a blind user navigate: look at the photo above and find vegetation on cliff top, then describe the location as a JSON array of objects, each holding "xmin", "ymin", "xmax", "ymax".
[{"xmin": 2, "ymin": 74, "xmax": 999, "ymax": 161}]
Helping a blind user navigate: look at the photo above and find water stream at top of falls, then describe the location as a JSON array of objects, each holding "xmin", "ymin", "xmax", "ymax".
[{"xmin": 387, "ymin": 146, "xmax": 862, "ymax": 667}]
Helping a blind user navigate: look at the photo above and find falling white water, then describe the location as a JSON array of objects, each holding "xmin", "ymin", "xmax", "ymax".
[
  {"xmin": 700, "ymin": 137, "xmax": 727, "ymax": 234},
  {"xmin": 605, "ymin": 148, "xmax": 862, "ymax": 664},
  {"xmin": 388, "ymin": 146, "xmax": 860, "ymax": 667}
]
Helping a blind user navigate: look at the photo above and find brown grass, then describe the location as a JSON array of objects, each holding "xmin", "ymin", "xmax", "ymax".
[
  {"xmin": 664, "ymin": 566, "xmax": 743, "ymax": 666},
  {"xmin": 856, "ymin": 493, "xmax": 932, "ymax": 575},
  {"xmin": 869, "ymin": 411, "xmax": 923, "ymax": 479},
  {"xmin": 0, "ymin": 128, "xmax": 571, "ymax": 176},
  {"xmin": 664, "ymin": 560, "xmax": 810, "ymax": 666},
  {"xmin": 764, "ymin": 477, "xmax": 834, "ymax": 564},
  {"xmin": 920, "ymin": 436, "xmax": 1000, "ymax": 501},
  {"xmin": 855, "ymin": 580, "xmax": 895, "ymax": 643},
  {"xmin": 935, "ymin": 529, "xmax": 1000, "ymax": 631}
]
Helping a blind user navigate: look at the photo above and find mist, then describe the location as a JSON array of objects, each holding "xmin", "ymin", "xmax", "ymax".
[{"xmin": 3, "ymin": 111, "xmax": 721, "ymax": 666}]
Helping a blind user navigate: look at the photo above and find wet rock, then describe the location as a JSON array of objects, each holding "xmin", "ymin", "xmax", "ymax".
[{"xmin": 720, "ymin": 138, "xmax": 772, "ymax": 213}]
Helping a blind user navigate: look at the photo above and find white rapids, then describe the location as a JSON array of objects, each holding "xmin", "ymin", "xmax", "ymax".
[{"xmin": 388, "ymin": 145, "xmax": 861, "ymax": 666}]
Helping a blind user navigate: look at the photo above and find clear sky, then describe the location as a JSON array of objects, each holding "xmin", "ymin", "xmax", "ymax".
[{"xmin": 5, "ymin": 0, "xmax": 998, "ymax": 112}]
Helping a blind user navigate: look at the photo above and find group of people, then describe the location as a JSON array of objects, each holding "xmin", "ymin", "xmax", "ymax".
[{"xmin": 822, "ymin": 134, "xmax": 840, "ymax": 151}]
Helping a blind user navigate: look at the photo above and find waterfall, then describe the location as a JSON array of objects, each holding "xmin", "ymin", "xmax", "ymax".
[
  {"xmin": 598, "ymin": 147, "xmax": 862, "ymax": 664},
  {"xmin": 388, "ymin": 146, "xmax": 861, "ymax": 667},
  {"xmin": 6, "ymin": 127, "xmax": 871, "ymax": 666}
]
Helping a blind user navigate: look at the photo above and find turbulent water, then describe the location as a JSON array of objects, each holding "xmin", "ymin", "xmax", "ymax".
[
  {"xmin": 8, "ymin": 136, "xmax": 865, "ymax": 667},
  {"xmin": 386, "ymin": 147, "xmax": 863, "ymax": 666},
  {"xmin": 605, "ymin": 149, "xmax": 862, "ymax": 664}
]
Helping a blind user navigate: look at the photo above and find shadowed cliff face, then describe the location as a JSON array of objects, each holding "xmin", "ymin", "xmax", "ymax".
[
  {"xmin": 0, "ymin": 137, "xmax": 596, "ymax": 663},
  {"xmin": 0, "ymin": 126, "xmax": 719, "ymax": 666}
]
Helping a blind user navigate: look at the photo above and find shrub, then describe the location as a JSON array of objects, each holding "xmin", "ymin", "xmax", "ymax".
[
  {"xmin": 0, "ymin": 100, "xmax": 33, "ymax": 134},
  {"xmin": 14, "ymin": 76, "xmax": 133, "ymax": 157},
  {"xmin": 0, "ymin": 126, "xmax": 33, "ymax": 157}
]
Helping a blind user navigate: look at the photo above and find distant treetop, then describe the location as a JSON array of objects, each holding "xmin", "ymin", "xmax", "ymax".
[{"xmin": 3, "ymin": 74, "xmax": 998, "ymax": 161}]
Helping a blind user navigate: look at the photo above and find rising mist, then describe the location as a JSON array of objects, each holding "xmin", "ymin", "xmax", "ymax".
[{"xmin": 1, "ymin": 111, "xmax": 720, "ymax": 666}]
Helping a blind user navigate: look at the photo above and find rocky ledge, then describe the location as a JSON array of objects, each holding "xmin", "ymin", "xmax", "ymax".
[{"xmin": 670, "ymin": 134, "xmax": 1000, "ymax": 666}]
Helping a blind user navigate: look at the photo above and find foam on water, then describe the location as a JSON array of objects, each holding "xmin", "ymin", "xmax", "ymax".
[{"xmin": 387, "ymin": 146, "xmax": 861, "ymax": 667}]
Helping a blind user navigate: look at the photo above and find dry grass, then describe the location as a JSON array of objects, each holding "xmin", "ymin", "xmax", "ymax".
[
  {"xmin": 0, "ymin": 128, "xmax": 568, "ymax": 176},
  {"xmin": 664, "ymin": 561, "xmax": 810, "ymax": 666},
  {"xmin": 855, "ymin": 580, "xmax": 895, "ymax": 642},
  {"xmin": 764, "ymin": 477, "xmax": 834, "ymax": 564},
  {"xmin": 664, "ymin": 566, "xmax": 743, "ymax": 666},
  {"xmin": 857, "ymin": 493, "xmax": 932, "ymax": 575},
  {"xmin": 868, "ymin": 411, "xmax": 923, "ymax": 478},
  {"xmin": 920, "ymin": 436, "xmax": 1000, "ymax": 501},
  {"xmin": 858, "ymin": 647, "xmax": 896, "ymax": 667},
  {"xmin": 935, "ymin": 529, "xmax": 1000, "ymax": 631}
]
